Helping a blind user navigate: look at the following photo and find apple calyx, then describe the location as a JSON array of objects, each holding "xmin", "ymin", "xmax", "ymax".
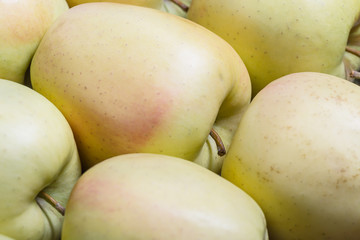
[
  {"xmin": 210, "ymin": 128, "xmax": 226, "ymax": 156},
  {"xmin": 39, "ymin": 191, "xmax": 65, "ymax": 216},
  {"xmin": 169, "ymin": 0, "xmax": 189, "ymax": 12}
]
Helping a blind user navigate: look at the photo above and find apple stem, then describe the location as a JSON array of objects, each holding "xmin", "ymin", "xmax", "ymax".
[
  {"xmin": 210, "ymin": 128, "xmax": 226, "ymax": 156},
  {"xmin": 169, "ymin": 0, "xmax": 189, "ymax": 12},
  {"xmin": 345, "ymin": 46, "xmax": 360, "ymax": 58},
  {"xmin": 39, "ymin": 192, "xmax": 65, "ymax": 216},
  {"xmin": 350, "ymin": 70, "xmax": 360, "ymax": 79}
]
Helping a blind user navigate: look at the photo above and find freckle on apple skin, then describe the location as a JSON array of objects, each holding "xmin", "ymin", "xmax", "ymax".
[{"xmin": 30, "ymin": 2, "xmax": 252, "ymax": 173}]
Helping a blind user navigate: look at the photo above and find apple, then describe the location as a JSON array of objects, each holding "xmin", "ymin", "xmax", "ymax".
[
  {"xmin": 0, "ymin": 79, "xmax": 82, "ymax": 240},
  {"xmin": 65, "ymin": 0, "xmax": 191, "ymax": 17},
  {"xmin": 0, "ymin": 0, "xmax": 69, "ymax": 84},
  {"xmin": 187, "ymin": 0, "xmax": 360, "ymax": 96},
  {"xmin": 221, "ymin": 72, "xmax": 360, "ymax": 239},
  {"xmin": 30, "ymin": 2, "xmax": 251, "ymax": 173},
  {"xmin": 66, "ymin": 0, "xmax": 163, "ymax": 8},
  {"xmin": 61, "ymin": 153, "xmax": 268, "ymax": 240}
]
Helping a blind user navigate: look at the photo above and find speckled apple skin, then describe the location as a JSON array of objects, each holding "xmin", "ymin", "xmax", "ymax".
[
  {"xmin": 62, "ymin": 153, "xmax": 268, "ymax": 240},
  {"xmin": 222, "ymin": 72, "xmax": 360, "ymax": 240},
  {"xmin": 30, "ymin": 3, "xmax": 251, "ymax": 172},
  {"xmin": 0, "ymin": 0, "xmax": 69, "ymax": 84},
  {"xmin": 0, "ymin": 79, "xmax": 81, "ymax": 240},
  {"xmin": 188, "ymin": 0, "xmax": 360, "ymax": 96}
]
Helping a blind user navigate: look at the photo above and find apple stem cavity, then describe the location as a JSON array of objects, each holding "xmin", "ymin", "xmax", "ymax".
[
  {"xmin": 345, "ymin": 46, "xmax": 360, "ymax": 58},
  {"xmin": 39, "ymin": 192, "xmax": 65, "ymax": 216},
  {"xmin": 210, "ymin": 128, "xmax": 226, "ymax": 156},
  {"xmin": 170, "ymin": 0, "xmax": 189, "ymax": 12}
]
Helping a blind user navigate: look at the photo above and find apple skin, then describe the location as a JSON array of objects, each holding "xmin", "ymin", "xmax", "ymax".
[
  {"xmin": 0, "ymin": 79, "xmax": 82, "ymax": 240},
  {"xmin": 30, "ymin": 3, "xmax": 251, "ymax": 173},
  {"xmin": 65, "ymin": 0, "xmax": 192, "ymax": 17},
  {"xmin": 62, "ymin": 153, "xmax": 268, "ymax": 240},
  {"xmin": 66, "ymin": 0, "xmax": 163, "ymax": 8},
  {"xmin": 0, "ymin": 235, "xmax": 15, "ymax": 240},
  {"xmin": 0, "ymin": 0, "xmax": 69, "ymax": 84},
  {"xmin": 221, "ymin": 72, "xmax": 360, "ymax": 239},
  {"xmin": 187, "ymin": 0, "xmax": 360, "ymax": 96}
]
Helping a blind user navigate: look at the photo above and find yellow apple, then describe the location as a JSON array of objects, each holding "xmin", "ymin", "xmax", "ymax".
[
  {"xmin": 187, "ymin": 0, "xmax": 360, "ymax": 96},
  {"xmin": 0, "ymin": 79, "xmax": 81, "ymax": 240},
  {"xmin": 30, "ymin": 3, "xmax": 251, "ymax": 173},
  {"xmin": 0, "ymin": 0, "xmax": 69, "ymax": 84},
  {"xmin": 221, "ymin": 72, "xmax": 360, "ymax": 239},
  {"xmin": 66, "ymin": 0, "xmax": 191, "ymax": 17},
  {"xmin": 62, "ymin": 153, "xmax": 268, "ymax": 240}
]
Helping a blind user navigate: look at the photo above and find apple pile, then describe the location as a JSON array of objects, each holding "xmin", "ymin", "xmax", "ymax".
[{"xmin": 1, "ymin": 0, "xmax": 360, "ymax": 240}]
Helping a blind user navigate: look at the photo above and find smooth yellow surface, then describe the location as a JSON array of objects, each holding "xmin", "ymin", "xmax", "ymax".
[
  {"xmin": 66, "ymin": 0, "xmax": 192, "ymax": 17},
  {"xmin": 0, "ymin": 79, "xmax": 81, "ymax": 240},
  {"xmin": 0, "ymin": 0, "xmax": 69, "ymax": 84},
  {"xmin": 188, "ymin": 0, "xmax": 360, "ymax": 96},
  {"xmin": 222, "ymin": 72, "xmax": 360, "ymax": 239},
  {"xmin": 62, "ymin": 153, "xmax": 268, "ymax": 240},
  {"xmin": 30, "ymin": 3, "xmax": 251, "ymax": 173}
]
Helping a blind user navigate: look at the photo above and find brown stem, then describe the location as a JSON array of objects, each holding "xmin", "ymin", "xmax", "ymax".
[
  {"xmin": 345, "ymin": 46, "xmax": 360, "ymax": 58},
  {"xmin": 350, "ymin": 70, "xmax": 360, "ymax": 79},
  {"xmin": 39, "ymin": 192, "xmax": 65, "ymax": 216},
  {"xmin": 210, "ymin": 128, "xmax": 226, "ymax": 156},
  {"xmin": 169, "ymin": 0, "xmax": 189, "ymax": 12}
]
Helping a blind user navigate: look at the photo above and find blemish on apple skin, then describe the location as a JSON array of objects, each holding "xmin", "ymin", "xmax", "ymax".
[
  {"xmin": 261, "ymin": 176, "xmax": 271, "ymax": 183},
  {"xmin": 270, "ymin": 166, "xmax": 281, "ymax": 174}
]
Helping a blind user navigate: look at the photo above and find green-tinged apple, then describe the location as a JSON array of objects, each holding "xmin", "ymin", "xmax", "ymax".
[
  {"xmin": 187, "ymin": 0, "xmax": 360, "ymax": 96},
  {"xmin": 66, "ymin": 0, "xmax": 191, "ymax": 17},
  {"xmin": 62, "ymin": 153, "xmax": 268, "ymax": 240},
  {"xmin": 221, "ymin": 72, "xmax": 360, "ymax": 239},
  {"xmin": 0, "ymin": 79, "xmax": 82, "ymax": 240},
  {"xmin": 0, "ymin": 0, "xmax": 69, "ymax": 84},
  {"xmin": 30, "ymin": 2, "xmax": 251, "ymax": 173}
]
